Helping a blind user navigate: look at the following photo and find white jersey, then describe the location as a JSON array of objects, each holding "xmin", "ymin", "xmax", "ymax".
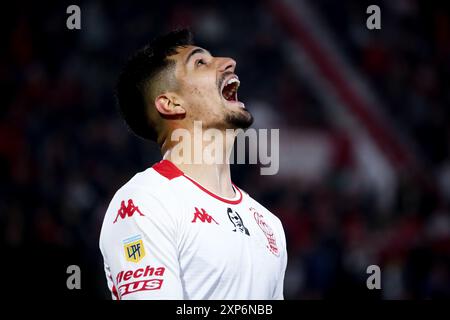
[{"xmin": 99, "ymin": 160, "xmax": 287, "ymax": 300}]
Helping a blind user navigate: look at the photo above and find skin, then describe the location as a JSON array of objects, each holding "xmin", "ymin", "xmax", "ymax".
[{"xmin": 147, "ymin": 45, "xmax": 253, "ymax": 198}]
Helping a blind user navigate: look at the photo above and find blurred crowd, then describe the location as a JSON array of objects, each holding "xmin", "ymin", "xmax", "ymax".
[{"xmin": 1, "ymin": 0, "xmax": 449, "ymax": 298}]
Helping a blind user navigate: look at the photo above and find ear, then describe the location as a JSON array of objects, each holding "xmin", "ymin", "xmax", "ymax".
[{"xmin": 154, "ymin": 93, "xmax": 186, "ymax": 118}]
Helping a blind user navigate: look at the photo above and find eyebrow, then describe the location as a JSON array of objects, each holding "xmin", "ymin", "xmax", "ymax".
[{"xmin": 185, "ymin": 47, "xmax": 211, "ymax": 66}]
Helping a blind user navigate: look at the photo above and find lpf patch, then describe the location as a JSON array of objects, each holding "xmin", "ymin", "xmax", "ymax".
[
  {"xmin": 123, "ymin": 234, "xmax": 146, "ymax": 263},
  {"xmin": 251, "ymin": 208, "xmax": 279, "ymax": 256}
]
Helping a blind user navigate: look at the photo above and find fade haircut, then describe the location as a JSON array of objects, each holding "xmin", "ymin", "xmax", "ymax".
[{"xmin": 116, "ymin": 29, "xmax": 193, "ymax": 141}]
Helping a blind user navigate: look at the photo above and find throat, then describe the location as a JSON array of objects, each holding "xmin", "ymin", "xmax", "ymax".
[
  {"xmin": 165, "ymin": 156, "xmax": 235, "ymax": 199},
  {"xmin": 163, "ymin": 125, "xmax": 237, "ymax": 199},
  {"xmin": 184, "ymin": 164, "xmax": 235, "ymax": 198}
]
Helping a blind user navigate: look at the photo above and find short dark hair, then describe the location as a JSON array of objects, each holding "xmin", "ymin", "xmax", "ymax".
[{"xmin": 116, "ymin": 29, "xmax": 193, "ymax": 141}]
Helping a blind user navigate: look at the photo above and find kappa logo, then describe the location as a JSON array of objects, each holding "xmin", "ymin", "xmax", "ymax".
[
  {"xmin": 191, "ymin": 207, "xmax": 219, "ymax": 225},
  {"xmin": 123, "ymin": 235, "xmax": 146, "ymax": 263},
  {"xmin": 251, "ymin": 208, "xmax": 279, "ymax": 256},
  {"xmin": 114, "ymin": 199, "xmax": 144, "ymax": 223}
]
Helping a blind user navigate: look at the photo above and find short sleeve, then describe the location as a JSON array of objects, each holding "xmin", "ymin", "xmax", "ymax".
[{"xmin": 99, "ymin": 187, "xmax": 183, "ymax": 300}]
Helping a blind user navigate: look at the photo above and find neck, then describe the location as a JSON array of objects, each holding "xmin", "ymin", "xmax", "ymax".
[{"xmin": 161, "ymin": 126, "xmax": 237, "ymax": 199}]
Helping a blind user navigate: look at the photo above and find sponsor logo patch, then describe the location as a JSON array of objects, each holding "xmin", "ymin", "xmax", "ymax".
[
  {"xmin": 118, "ymin": 279, "xmax": 163, "ymax": 297},
  {"xmin": 115, "ymin": 265, "xmax": 166, "ymax": 297},
  {"xmin": 116, "ymin": 265, "xmax": 166, "ymax": 284},
  {"xmin": 123, "ymin": 235, "xmax": 146, "ymax": 263}
]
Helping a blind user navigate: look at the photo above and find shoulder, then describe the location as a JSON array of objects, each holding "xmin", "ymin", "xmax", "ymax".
[
  {"xmin": 240, "ymin": 187, "xmax": 283, "ymax": 226},
  {"xmin": 122, "ymin": 159, "xmax": 184, "ymax": 195},
  {"xmin": 111, "ymin": 159, "xmax": 184, "ymax": 208},
  {"xmin": 99, "ymin": 161, "xmax": 185, "ymax": 245},
  {"xmin": 239, "ymin": 187, "xmax": 286, "ymax": 240},
  {"xmin": 239, "ymin": 187, "xmax": 287, "ymax": 256}
]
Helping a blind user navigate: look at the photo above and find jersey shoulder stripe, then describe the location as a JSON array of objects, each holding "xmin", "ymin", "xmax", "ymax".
[
  {"xmin": 152, "ymin": 160, "xmax": 183, "ymax": 180},
  {"xmin": 151, "ymin": 160, "xmax": 243, "ymax": 205}
]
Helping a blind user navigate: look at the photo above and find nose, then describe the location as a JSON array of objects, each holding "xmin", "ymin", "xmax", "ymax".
[{"xmin": 217, "ymin": 57, "xmax": 236, "ymax": 73}]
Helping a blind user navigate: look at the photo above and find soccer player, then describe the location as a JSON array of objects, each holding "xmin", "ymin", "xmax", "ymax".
[{"xmin": 99, "ymin": 29, "xmax": 287, "ymax": 300}]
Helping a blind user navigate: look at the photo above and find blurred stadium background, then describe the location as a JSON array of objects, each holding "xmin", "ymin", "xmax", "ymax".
[{"xmin": 1, "ymin": 0, "xmax": 449, "ymax": 299}]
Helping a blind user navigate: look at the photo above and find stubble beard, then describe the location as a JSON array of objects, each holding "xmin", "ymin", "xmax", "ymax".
[{"xmin": 224, "ymin": 108, "xmax": 254, "ymax": 130}]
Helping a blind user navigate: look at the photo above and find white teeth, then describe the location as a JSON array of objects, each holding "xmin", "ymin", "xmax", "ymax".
[{"xmin": 227, "ymin": 78, "xmax": 239, "ymax": 85}]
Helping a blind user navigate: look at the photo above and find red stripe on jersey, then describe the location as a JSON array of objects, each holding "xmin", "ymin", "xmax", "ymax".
[
  {"xmin": 152, "ymin": 160, "xmax": 183, "ymax": 180},
  {"xmin": 152, "ymin": 160, "xmax": 243, "ymax": 205},
  {"xmin": 183, "ymin": 175, "xmax": 243, "ymax": 205}
]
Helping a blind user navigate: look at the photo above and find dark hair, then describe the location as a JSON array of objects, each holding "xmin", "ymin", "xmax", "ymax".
[{"xmin": 116, "ymin": 29, "xmax": 193, "ymax": 141}]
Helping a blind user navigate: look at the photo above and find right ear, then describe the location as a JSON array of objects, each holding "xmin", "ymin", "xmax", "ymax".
[{"xmin": 154, "ymin": 93, "xmax": 186, "ymax": 118}]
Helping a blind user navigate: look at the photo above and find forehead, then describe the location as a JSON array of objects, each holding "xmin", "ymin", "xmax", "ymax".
[{"xmin": 172, "ymin": 45, "xmax": 209, "ymax": 61}]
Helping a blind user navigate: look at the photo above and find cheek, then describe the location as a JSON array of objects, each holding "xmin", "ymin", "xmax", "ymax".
[
  {"xmin": 181, "ymin": 78, "xmax": 227, "ymax": 122},
  {"xmin": 188, "ymin": 85, "xmax": 223, "ymax": 113},
  {"xmin": 186, "ymin": 84, "xmax": 217, "ymax": 105},
  {"xmin": 192, "ymin": 75, "xmax": 220, "ymax": 99}
]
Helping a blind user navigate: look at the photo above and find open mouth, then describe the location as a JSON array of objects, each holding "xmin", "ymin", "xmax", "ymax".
[{"xmin": 221, "ymin": 77, "xmax": 240, "ymax": 103}]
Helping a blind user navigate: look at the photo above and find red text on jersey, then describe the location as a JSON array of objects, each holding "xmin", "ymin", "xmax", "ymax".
[
  {"xmin": 116, "ymin": 265, "xmax": 166, "ymax": 284},
  {"xmin": 118, "ymin": 279, "xmax": 163, "ymax": 296}
]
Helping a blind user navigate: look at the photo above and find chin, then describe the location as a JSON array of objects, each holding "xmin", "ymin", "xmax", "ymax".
[{"xmin": 225, "ymin": 109, "xmax": 254, "ymax": 129}]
